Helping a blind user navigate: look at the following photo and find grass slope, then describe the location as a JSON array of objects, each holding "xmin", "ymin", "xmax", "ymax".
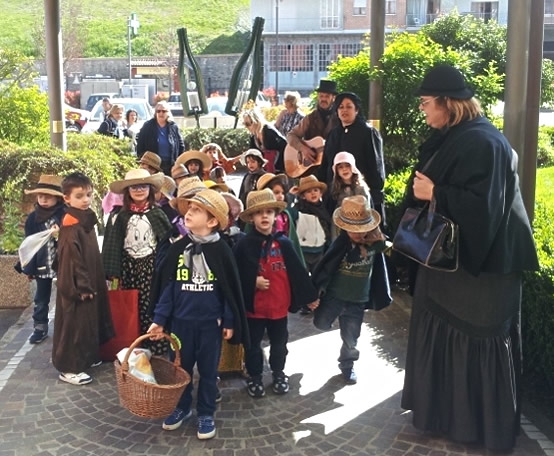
[{"xmin": 0, "ymin": 0, "xmax": 250, "ymax": 57}]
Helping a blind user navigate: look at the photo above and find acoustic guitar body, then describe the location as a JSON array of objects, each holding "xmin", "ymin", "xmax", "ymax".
[{"xmin": 284, "ymin": 136, "xmax": 325, "ymax": 178}]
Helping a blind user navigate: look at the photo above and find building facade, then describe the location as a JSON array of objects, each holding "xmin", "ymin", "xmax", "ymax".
[{"xmin": 252, "ymin": 0, "xmax": 509, "ymax": 95}]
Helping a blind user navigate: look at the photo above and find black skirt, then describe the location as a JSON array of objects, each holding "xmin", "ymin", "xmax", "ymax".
[{"xmin": 401, "ymin": 265, "xmax": 522, "ymax": 452}]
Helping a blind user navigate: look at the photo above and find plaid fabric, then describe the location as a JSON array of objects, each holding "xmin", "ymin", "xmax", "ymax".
[{"xmin": 36, "ymin": 218, "xmax": 57, "ymax": 279}]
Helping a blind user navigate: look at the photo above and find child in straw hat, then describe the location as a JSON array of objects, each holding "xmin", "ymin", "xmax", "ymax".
[
  {"xmin": 139, "ymin": 151, "xmax": 163, "ymax": 174},
  {"xmin": 17, "ymin": 175, "xmax": 65, "ymax": 344},
  {"xmin": 237, "ymin": 149, "xmax": 267, "ymax": 208},
  {"xmin": 102, "ymin": 169, "xmax": 172, "ymax": 356},
  {"xmin": 148, "ymin": 189, "xmax": 249, "ymax": 440},
  {"xmin": 234, "ymin": 189, "xmax": 319, "ymax": 398},
  {"xmin": 311, "ymin": 195, "xmax": 391, "ymax": 385},
  {"xmin": 176, "ymin": 150, "xmax": 212, "ymax": 180}
]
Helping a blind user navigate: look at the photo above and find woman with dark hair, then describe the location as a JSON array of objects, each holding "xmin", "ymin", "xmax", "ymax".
[
  {"xmin": 400, "ymin": 65, "xmax": 539, "ymax": 451},
  {"xmin": 317, "ymin": 92, "xmax": 386, "ymax": 220},
  {"xmin": 136, "ymin": 100, "xmax": 185, "ymax": 175}
]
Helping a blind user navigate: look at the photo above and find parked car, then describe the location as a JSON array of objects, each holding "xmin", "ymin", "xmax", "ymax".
[
  {"xmin": 85, "ymin": 92, "xmax": 121, "ymax": 112},
  {"xmin": 64, "ymin": 104, "xmax": 91, "ymax": 132},
  {"xmin": 167, "ymin": 93, "xmax": 184, "ymax": 116},
  {"xmin": 80, "ymin": 98, "xmax": 154, "ymax": 134}
]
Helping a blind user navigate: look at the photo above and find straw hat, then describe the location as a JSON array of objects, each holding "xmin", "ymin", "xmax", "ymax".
[
  {"xmin": 239, "ymin": 188, "xmax": 287, "ymax": 222},
  {"xmin": 220, "ymin": 192, "xmax": 243, "ymax": 221},
  {"xmin": 25, "ymin": 175, "xmax": 63, "ymax": 197},
  {"xmin": 204, "ymin": 179, "xmax": 230, "ymax": 193},
  {"xmin": 175, "ymin": 150, "xmax": 212, "ymax": 171},
  {"xmin": 138, "ymin": 151, "xmax": 162, "ymax": 173},
  {"xmin": 256, "ymin": 173, "xmax": 287, "ymax": 191},
  {"xmin": 109, "ymin": 169, "xmax": 164, "ymax": 194},
  {"xmin": 159, "ymin": 176, "xmax": 177, "ymax": 199},
  {"xmin": 240, "ymin": 149, "xmax": 268, "ymax": 166},
  {"xmin": 289, "ymin": 174, "xmax": 327, "ymax": 195},
  {"xmin": 169, "ymin": 176, "xmax": 207, "ymax": 209},
  {"xmin": 171, "ymin": 163, "xmax": 189, "ymax": 180},
  {"xmin": 332, "ymin": 151, "xmax": 360, "ymax": 175},
  {"xmin": 184, "ymin": 189, "xmax": 229, "ymax": 229},
  {"xmin": 333, "ymin": 195, "xmax": 381, "ymax": 233}
]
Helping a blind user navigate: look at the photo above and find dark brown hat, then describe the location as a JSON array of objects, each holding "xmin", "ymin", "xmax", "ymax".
[{"xmin": 316, "ymin": 79, "xmax": 338, "ymax": 95}]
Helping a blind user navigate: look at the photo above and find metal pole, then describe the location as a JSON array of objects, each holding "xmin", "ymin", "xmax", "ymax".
[
  {"xmin": 503, "ymin": 1, "xmax": 531, "ymax": 164},
  {"xmin": 369, "ymin": 0, "xmax": 385, "ymax": 130},
  {"xmin": 128, "ymin": 15, "xmax": 132, "ymax": 89},
  {"xmin": 521, "ymin": 0, "xmax": 544, "ymax": 222},
  {"xmin": 275, "ymin": 0, "xmax": 279, "ymax": 97},
  {"xmin": 44, "ymin": 0, "xmax": 66, "ymax": 150}
]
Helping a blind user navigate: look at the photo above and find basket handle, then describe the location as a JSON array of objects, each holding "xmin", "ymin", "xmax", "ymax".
[{"xmin": 120, "ymin": 333, "xmax": 182, "ymax": 372}]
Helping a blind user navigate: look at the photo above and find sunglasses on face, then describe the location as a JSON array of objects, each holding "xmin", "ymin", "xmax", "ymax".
[
  {"xmin": 129, "ymin": 184, "xmax": 149, "ymax": 191},
  {"xmin": 156, "ymin": 109, "xmax": 168, "ymax": 113}
]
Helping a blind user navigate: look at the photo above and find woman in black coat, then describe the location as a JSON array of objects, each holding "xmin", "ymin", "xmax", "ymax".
[
  {"xmin": 136, "ymin": 100, "xmax": 185, "ymax": 175},
  {"xmin": 318, "ymin": 92, "xmax": 386, "ymax": 221}
]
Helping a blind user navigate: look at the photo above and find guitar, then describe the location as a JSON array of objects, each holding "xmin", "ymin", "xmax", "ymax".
[{"xmin": 284, "ymin": 136, "xmax": 325, "ymax": 178}]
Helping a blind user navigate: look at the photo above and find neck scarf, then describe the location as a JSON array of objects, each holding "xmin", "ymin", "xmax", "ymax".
[
  {"xmin": 183, "ymin": 232, "xmax": 220, "ymax": 283},
  {"xmin": 35, "ymin": 200, "xmax": 63, "ymax": 224},
  {"xmin": 129, "ymin": 202, "xmax": 150, "ymax": 213},
  {"xmin": 65, "ymin": 207, "xmax": 98, "ymax": 233}
]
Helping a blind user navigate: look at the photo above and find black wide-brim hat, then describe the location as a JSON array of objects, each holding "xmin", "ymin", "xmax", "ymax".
[
  {"xmin": 414, "ymin": 64, "xmax": 474, "ymax": 99},
  {"xmin": 316, "ymin": 79, "xmax": 338, "ymax": 95}
]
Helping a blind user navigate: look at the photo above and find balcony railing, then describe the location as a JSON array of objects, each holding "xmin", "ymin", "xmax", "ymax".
[{"xmin": 405, "ymin": 14, "xmax": 438, "ymax": 27}]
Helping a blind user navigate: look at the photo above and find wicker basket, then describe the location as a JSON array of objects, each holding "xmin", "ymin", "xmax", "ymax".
[{"xmin": 114, "ymin": 334, "xmax": 191, "ymax": 419}]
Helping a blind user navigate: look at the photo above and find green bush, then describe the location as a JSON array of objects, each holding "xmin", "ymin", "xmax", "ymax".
[
  {"xmin": 182, "ymin": 127, "xmax": 250, "ymax": 158},
  {"xmin": 0, "ymin": 135, "xmax": 136, "ymax": 253}
]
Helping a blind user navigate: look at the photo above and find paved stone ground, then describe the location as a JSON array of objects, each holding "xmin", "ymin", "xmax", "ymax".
[{"xmin": 0, "ymin": 288, "xmax": 553, "ymax": 456}]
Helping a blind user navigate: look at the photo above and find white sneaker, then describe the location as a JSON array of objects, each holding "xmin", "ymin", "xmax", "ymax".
[
  {"xmin": 59, "ymin": 372, "xmax": 92, "ymax": 385},
  {"xmin": 90, "ymin": 360, "xmax": 102, "ymax": 368}
]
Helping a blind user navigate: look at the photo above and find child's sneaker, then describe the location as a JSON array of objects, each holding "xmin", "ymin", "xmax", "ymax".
[
  {"xmin": 162, "ymin": 408, "xmax": 192, "ymax": 431},
  {"xmin": 29, "ymin": 329, "xmax": 48, "ymax": 344},
  {"xmin": 272, "ymin": 371, "xmax": 289, "ymax": 394},
  {"xmin": 246, "ymin": 376, "xmax": 265, "ymax": 398},
  {"xmin": 197, "ymin": 415, "xmax": 216, "ymax": 439},
  {"xmin": 59, "ymin": 372, "xmax": 92, "ymax": 385}
]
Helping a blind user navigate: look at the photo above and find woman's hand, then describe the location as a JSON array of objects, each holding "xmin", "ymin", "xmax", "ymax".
[{"xmin": 413, "ymin": 171, "xmax": 435, "ymax": 201}]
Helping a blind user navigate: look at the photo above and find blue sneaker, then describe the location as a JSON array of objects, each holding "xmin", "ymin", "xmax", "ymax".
[
  {"xmin": 197, "ymin": 415, "xmax": 216, "ymax": 439},
  {"xmin": 162, "ymin": 408, "xmax": 192, "ymax": 431}
]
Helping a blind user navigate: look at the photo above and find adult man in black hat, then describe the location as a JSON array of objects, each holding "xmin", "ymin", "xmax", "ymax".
[{"xmin": 286, "ymin": 79, "xmax": 339, "ymax": 169}]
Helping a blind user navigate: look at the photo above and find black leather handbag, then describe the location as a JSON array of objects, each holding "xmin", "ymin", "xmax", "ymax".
[{"xmin": 393, "ymin": 198, "xmax": 459, "ymax": 272}]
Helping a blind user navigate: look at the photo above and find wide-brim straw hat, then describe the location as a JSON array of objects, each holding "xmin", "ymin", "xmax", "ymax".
[
  {"xmin": 239, "ymin": 188, "xmax": 287, "ymax": 222},
  {"xmin": 204, "ymin": 179, "xmax": 230, "ymax": 193},
  {"xmin": 220, "ymin": 192, "xmax": 243, "ymax": 221},
  {"xmin": 109, "ymin": 169, "xmax": 164, "ymax": 194},
  {"xmin": 414, "ymin": 64, "xmax": 474, "ymax": 99},
  {"xmin": 333, "ymin": 195, "xmax": 381, "ymax": 233},
  {"xmin": 184, "ymin": 189, "xmax": 229, "ymax": 229},
  {"xmin": 290, "ymin": 174, "xmax": 327, "ymax": 195},
  {"xmin": 169, "ymin": 176, "xmax": 207, "ymax": 209},
  {"xmin": 159, "ymin": 175, "xmax": 177, "ymax": 199},
  {"xmin": 175, "ymin": 150, "xmax": 212, "ymax": 171},
  {"xmin": 256, "ymin": 173, "xmax": 288, "ymax": 191},
  {"xmin": 171, "ymin": 163, "xmax": 189, "ymax": 180},
  {"xmin": 25, "ymin": 174, "xmax": 63, "ymax": 197},
  {"xmin": 332, "ymin": 151, "xmax": 360, "ymax": 175},
  {"xmin": 240, "ymin": 149, "xmax": 268, "ymax": 167},
  {"xmin": 138, "ymin": 151, "xmax": 162, "ymax": 172}
]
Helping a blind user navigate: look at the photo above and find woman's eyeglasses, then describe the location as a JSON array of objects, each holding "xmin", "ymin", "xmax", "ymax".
[
  {"xmin": 156, "ymin": 109, "xmax": 168, "ymax": 113},
  {"xmin": 129, "ymin": 184, "xmax": 149, "ymax": 191},
  {"xmin": 419, "ymin": 97, "xmax": 439, "ymax": 107}
]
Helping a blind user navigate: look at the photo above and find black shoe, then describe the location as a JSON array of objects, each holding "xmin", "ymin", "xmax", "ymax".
[
  {"xmin": 29, "ymin": 329, "xmax": 47, "ymax": 344},
  {"xmin": 246, "ymin": 376, "xmax": 265, "ymax": 398},
  {"xmin": 299, "ymin": 307, "xmax": 312, "ymax": 315},
  {"xmin": 341, "ymin": 368, "xmax": 357, "ymax": 385},
  {"xmin": 272, "ymin": 372, "xmax": 289, "ymax": 394}
]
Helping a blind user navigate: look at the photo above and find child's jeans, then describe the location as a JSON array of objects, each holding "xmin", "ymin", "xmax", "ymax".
[
  {"xmin": 245, "ymin": 317, "xmax": 288, "ymax": 377},
  {"xmin": 313, "ymin": 295, "xmax": 365, "ymax": 371},
  {"xmin": 173, "ymin": 319, "xmax": 222, "ymax": 417},
  {"xmin": 33, "ymin": 277, "xmax": 53, "ymax": 332}
]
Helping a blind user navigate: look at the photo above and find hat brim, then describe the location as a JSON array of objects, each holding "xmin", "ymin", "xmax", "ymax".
[
  {"xmin": 24, "ymin": 188, "xmax": 63, "ymax": 197},
  {"xmin": 239, "ymin": 201, "xmax": 288, "ymax": 223},
  {"xmin": 413, "ymin": 87, "xmax": 474, "ymax": 99},
  {"xmin": 291, "ymin": 181, "xmax": 327, "ymax": 195},
  {"xmin": 138, "ymin": 158, "xmax": 162, "ymax": 172},
  {"xmin": 176, "ymin": 151, "xmax": 213, "ymax": 171},
  {"xmin": 183, "ymin": 197, "xmax": 228, "ymax": 230},
  {"xmin": 333, "ymin": 207, "xmax": 381, "ymax": 233},
  {"xmin": 221, "ymin": 192, "xmax": 243, "ymax": 220},
  {"xmin": 257, "ymin": 174, "xmax": 287, "ymax": 191},
  {"xmin": 240, "ymin": 152, "xmax": 268, "ymax": 166},
  {"xmin": 109, "ymin": 172, "xmax": 164, "ymax": 194}
]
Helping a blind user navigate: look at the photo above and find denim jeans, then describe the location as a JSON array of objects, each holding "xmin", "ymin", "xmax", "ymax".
[
  {"xmin": 313, "ymin": 295, "xmax": 365, "ymax": 371},
  {"xmin": 245, "ymin": 317, "xmax": 289, "ymax": 377},
  {"xmin": 33, "ymin": 277, "xmax": 53, "ymax": 331}
]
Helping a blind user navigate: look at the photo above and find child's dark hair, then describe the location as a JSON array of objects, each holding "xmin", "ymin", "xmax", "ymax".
[
  {"xmin": 331, "ymin": 171, "xmax": 361, "ymax": 201},
  {"xmin": 246, "ymin": 155, "xmax": 264, "ymax": 167},
  {"xmin": 62, "ymin": 172, "xmax": 93, "ymax": 195},
  {"xmin": 186, "ymin": 159, "xmax": 204, "ymax": 177},
  {"xmin": 123, "ymin": 186, "xmax": 157, "ymax": 210}
]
